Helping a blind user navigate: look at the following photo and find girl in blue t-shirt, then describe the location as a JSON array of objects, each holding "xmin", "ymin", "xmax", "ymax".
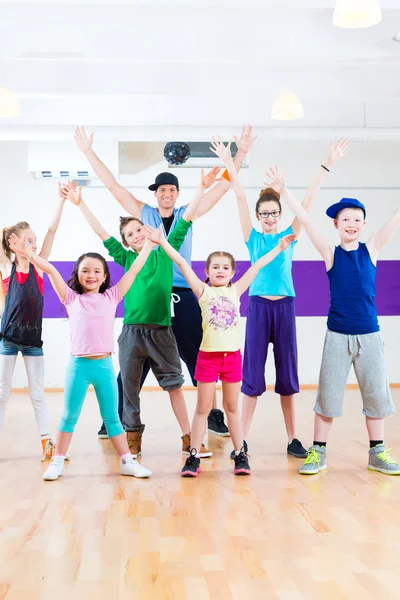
[{"xmin": 210, "ymin": 136, "xmax": 348, "ymax": 458}]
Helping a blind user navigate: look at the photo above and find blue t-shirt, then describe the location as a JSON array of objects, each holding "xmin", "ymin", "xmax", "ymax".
[
  {"xmin": 246, "ymin": 226, "xmax": 297, "ymax": 297},
  {"xmin": 327, "ymin": 243, "xmax": 379, "ymax": 335},
  {"xmin": 141, "ymin": 204, "xmax": 192, "ymax": 288}
]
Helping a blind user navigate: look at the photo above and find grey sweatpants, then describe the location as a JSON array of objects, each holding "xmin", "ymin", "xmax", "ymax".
[
  {"xmin": 118, "ymin": 324, "xmax": 184, "ymax": 434},
  {"xmin": 314, "ymin": 329, "xmax": 395, "ymax": 419}
]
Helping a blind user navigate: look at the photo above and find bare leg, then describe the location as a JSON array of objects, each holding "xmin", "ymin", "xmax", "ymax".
[
  {"xmin": 280, "ymin": 395, "xmax": 296, "ymax": 442},
  {"xmin": 365, "ymin": 416, "xmax": 384, "ymax": 441},
  {"xmin": 169, "ymin": 388, "xmax": 191, "ymax": 435},
  {"xmin": 109, "ymin": 432, "xmax": 131, "ymax": 455},
  {"xmin": 55, "ymin": 430, "xmax": 73, "ymax": 455},
  {"xmin": 222, "ymin": 382, "xmax": 242, "ymax": 451},
  {"xmin": 242, "ymin": 394, "xmax": 257, "ymax": 439},
  {"xmin": 212, "ymin": 389, "xmax": 217, "ymax": 410},
  {"xmin": 313, "ymin": 413, "xmax": 334, "ymax": 443},
  {"xmin": 191, "ymin": 382, "xmax": 215, "ymax": 452}
]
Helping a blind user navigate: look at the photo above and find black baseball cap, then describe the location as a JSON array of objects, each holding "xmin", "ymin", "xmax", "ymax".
[{"xmin": 148, "ymin": 172, "xmax": 180, "ymax": 191}]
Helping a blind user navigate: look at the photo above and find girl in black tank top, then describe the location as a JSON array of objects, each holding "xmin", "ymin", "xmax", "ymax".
[{"xmin": 0, "ymin": 194, "xmax": 66, "ymax": 460}]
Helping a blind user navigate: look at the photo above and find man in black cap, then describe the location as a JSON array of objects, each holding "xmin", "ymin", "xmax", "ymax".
[{"xmin": 74, "ymin": 126, "xmax": 256, "ymax": 437}]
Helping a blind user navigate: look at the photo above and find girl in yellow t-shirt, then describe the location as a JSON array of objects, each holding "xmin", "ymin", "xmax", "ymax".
[{"xmin": 145, "ymin": 225, "xmax": 295, "ymax": 478}]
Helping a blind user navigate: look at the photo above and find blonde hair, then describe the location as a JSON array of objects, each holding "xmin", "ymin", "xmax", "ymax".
[{"xmin": 0, "ymin": 221, "xmax": 31, "ymax": 314}]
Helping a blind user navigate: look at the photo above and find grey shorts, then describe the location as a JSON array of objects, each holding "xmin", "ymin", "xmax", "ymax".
[{"xmin": 314, "ymin": 329, "xmax": 395, "ymax": 419}]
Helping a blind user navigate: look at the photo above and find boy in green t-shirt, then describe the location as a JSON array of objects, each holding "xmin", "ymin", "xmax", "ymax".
[{"xmin": 66, "ymin": 171, "xmax": 219, "ymax": 459}]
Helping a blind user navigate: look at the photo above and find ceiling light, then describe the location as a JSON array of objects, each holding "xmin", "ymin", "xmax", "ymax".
[
  {"xmin": 0, "ymin": 86, "xmax": 20, "ymax": 117},
  {"xmin": 271, "ymin": 91, "xmax": 304, "ymax": 121},
  {"xmin": 333, "ymin": 0, "xmax": 382, "ymax": 29}
]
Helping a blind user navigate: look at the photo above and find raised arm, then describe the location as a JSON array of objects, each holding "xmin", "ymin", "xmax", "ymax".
[
  {"xmin": 145, "ymin": 225, "xmax": 205, "ymax": 297},
  {"xmin": 367, "ymin": 206, "xmax": 400, "ymax": 262},
  {"xmin": 117, "ymin": 238, "xmax": 153, "ymax": 298},
  {"xmin": 66, "ymin": 185, "xmax": 112, "ymax": 241},
  {"xmin": 265, "ymin": 166, "xmax": 334, "ymax": 269},
  {"xmin": 191, "ymin": 125, "xmax": 257, "ymax": 220},
  {"xmin": 74, "ymin": 127, "xmax": 144, "ymax": 218},
  {"xmin": 210, "ymin": 137, "xmax": 252, "ymax": 242},
  {"xmin": 38, "ymin": 187, "xmax": 67, "ymax": 260},
  {"xmin": 9, "ymin": 233, "xmax": 67, "ymax": 301},
  {"xmin": 184, "ymin": 168, "xmax": 224, "ymax": 222},
  {"xmin": 234, "ymin": 234, "xmax": 296, "ymax": 296},
  {"xmin": 290, "ymin": 138, "xmax": 348, "ymax": 236}
]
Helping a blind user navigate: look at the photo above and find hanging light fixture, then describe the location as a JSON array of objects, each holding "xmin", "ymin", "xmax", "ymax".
[
  {"xmin": 333, "ymin": 0, "xmax": 382, "ymax": 29},
  {"xmin": 0, "ymin": 86, "xmax": 20, "ymax": 117},
  {"xmin": 271, "ymin": 91, "xmax": 304, "ymax": 121}
]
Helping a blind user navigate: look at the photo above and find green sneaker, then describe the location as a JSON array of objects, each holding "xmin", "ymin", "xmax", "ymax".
[
  {"xmin": 299, "ymin": 445, "xmax": 327, "ymax": 475},
  {"xmin": 368, "ymin": 445, "xmax": 400, "ymax": 475}
]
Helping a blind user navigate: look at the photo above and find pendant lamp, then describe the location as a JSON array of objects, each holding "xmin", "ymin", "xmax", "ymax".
[
  {"xmin": 333, "ymin": 0, "xmax": 382, "ymax": 29},
  {"xmin": 271, "ymin": 91, "xmax": 304, "ymax": 121}
]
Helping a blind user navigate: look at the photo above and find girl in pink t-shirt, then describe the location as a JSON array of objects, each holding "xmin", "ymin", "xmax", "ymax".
[{"xmin": 9, "ymin": 233, "xmax": 154, "ymax": 481}]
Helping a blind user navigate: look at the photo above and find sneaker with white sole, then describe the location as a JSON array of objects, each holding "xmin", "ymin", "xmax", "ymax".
[
  {"xmin": 368, "ymin": 445, "xmax": 400, "ymax": 475},
  {"xmin": 299, "ymin": 445, "xmax": 327, "ymax": 475},
  {"xmin": 120, "ymin": 456, "xmax": 152, "ymax": 478},
  {"xmin": 181, "ymin": 433, "xmax": 212, "ymax": 458},
  {"xmin": 43, "ymin": 455, "xmax": 65, "ymax": 481}
]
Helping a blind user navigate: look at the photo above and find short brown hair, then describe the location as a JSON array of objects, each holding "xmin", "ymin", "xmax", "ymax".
[
  {"xmin": 205, "ymin": 251, "xmax": 236, "ymax": 285},
  {"xmin": 255, "ymin": 188, "xmax": 281, "ymax": 214},
  {"xmin": 119, "ymin": 216, "xmax": 144, "ymax": 245}
]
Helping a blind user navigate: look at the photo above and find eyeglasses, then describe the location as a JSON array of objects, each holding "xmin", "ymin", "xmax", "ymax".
[{"xmin": 257, "ymin": 210, "xmax": 281, "ymax": 219}]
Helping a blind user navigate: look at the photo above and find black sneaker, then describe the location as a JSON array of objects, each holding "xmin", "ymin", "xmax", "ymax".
[
  {"xmin": 98, "ymin": 425, "xmax": 108, "ymax": 439},
  {"xmin": 207, "ymin": 409, "xmax": 230, "ymax": 436},
  {"xmin": 181, "ymin": 449, "xmax": 201, "ymax": 477},
  {"xmin": 230, "ymin": 440, "xmax": 248, "ymax": 460},
  {"xmin": 287, "ymin": 438, "xmax": 308, "ymax": 458},
  {"xmin": 234, "ymin": 448, "xmax": 251, "ymax": 475}
]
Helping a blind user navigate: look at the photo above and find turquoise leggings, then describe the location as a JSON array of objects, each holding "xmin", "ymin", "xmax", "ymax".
[{"xmin": 59, "ymin": 356, "xmax": 124, "ymax": 438}]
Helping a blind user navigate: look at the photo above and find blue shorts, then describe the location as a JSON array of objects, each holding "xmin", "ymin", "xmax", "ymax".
[{"xmin": 0, "ymin": 338, "xmax": 44, "ymax": 357}]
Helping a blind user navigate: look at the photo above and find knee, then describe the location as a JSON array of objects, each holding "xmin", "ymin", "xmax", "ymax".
[{"xmin": 59, "ymin": 415, "xmax": 77, "ymax": 434}]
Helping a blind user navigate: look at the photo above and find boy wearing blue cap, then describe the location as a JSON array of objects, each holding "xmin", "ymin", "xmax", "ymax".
[{"xmin": 264, "ymin": 165, "xmax": 400, "ymax": 476}]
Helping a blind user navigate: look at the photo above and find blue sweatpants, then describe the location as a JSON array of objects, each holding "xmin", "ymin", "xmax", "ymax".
[{"xmin": 60, "ymin": 356, "xmax": 124, "ymax": 438}]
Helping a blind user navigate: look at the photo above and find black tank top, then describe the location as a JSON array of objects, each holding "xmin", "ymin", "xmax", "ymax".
[{"xmin": 0, "ymin": 263, "xmax": 43, "ymax": 347}]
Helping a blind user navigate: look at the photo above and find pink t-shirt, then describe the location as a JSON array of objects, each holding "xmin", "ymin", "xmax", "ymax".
[{"xmin": 63, "ymin": 285, "xmax": 121, "ymax": 356}]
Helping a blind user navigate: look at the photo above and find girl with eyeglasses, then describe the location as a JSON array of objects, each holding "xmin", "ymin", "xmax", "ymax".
[{"xmin": 211, "ymin": 136, "xmax": 348, "ymax": 460}]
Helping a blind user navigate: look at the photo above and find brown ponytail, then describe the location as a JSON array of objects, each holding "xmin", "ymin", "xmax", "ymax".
[{"xmin": 2, "ymin": 221, "xmax": 31, "ymax": 263}]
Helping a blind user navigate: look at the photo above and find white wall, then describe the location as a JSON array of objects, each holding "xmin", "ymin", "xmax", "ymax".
[{"xmin": 1, "ymin": 139, "xmax": 399, "ymax": 388}]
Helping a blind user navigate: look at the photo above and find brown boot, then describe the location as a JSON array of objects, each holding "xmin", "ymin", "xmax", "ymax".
[
  {"xmin": 126, "ymin": 432, "xmax": 142, "ymax": 457},
  {"xmin": 181, "ymin": 432, "xmax": 212, "ymax": 458}
]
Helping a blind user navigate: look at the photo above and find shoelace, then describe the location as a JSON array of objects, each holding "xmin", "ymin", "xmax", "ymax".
[
  {"xmin": 303, "ymin": 447, "xmax": 321, "ymax": 465},
  {"xmin": 376, "ymin": 448, "xmax": 397, "ymax": 465},
  {"xmin": 235, "ymin": 451, "xmax": 247, "ymax": 466},
  {"xmin": 186, "ymin": 449, "xmax": 198, "ymax": 466}
]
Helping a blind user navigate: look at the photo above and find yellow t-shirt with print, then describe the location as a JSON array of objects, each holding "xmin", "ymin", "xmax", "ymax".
[{"xmin": 198, "ymin": 284, "xmax": 241, "ymax": 352}]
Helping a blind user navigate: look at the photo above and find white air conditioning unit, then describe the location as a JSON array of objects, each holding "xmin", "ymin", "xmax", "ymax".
[
  {"xmin": 27, "ymin": 141, "xmax": 119, "ymax": 183},
  {"xmin": 168, "ymin": 142, "xmax": 249, "ymax": 169}
]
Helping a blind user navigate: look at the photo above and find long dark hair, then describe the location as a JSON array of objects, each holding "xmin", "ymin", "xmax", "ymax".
[{"xmin": 67, "ymin": 252, "xmax": 111, "ymax": 294}]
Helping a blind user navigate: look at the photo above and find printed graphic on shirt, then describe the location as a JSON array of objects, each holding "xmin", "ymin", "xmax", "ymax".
[{"xmin": 207, "ymin": 295, "xmax": 239, "ymax": 332}]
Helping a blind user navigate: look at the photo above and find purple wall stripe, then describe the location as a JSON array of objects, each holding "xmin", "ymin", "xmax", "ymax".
[{"xmin": 43, "ymin": 260, "xmax": 400, "ymax": 318}]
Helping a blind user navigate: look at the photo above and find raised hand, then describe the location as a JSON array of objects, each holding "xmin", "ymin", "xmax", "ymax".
[
  {"xmin": 264, "ymin": 165, "xmax": 286, "ymax": 195},
  {"xmin": 74, "ymin": 126, "xmax": 94, "ymax": 154},
  {"xmin": 58, "ymin": 180, "xmax": 78, "ymax": 201},
  {"xmin": 233, "ymin": 125, "xmax": 257, "ymax": 155},
  {"xmin": 279, "ymin": 234, "xmax": 296, "ymax": 251},
  {"xmin": 144, "ymin": 224, "xmax": 164, "ymax": 246},
  {"xmin": 209, "ymin": 137, "xmax": 232, "ymax": 164},
  {"xmin": 66, "ymin": 185, "xmax": 82, "ymax": 206},
  {"xmin": 9, "ymin": 233, "xmax": 31, "ymax": 257},
  {"xmin": 326, "ymin": 137, "xmax": 348, "ymax": 167},
  {"xmin": 201, "ymin": 166, "xmax": 222, "ymax": 189}
]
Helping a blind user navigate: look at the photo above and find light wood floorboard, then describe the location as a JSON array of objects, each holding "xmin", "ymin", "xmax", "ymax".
[{"xmin": 1, "ymin": 389, "xmax": 400, "ymax": 600}]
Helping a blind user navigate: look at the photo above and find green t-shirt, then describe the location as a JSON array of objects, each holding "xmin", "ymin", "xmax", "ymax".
[{"xmin": 103, "ymin": 217, "xmax": 191, "ymax": 326}]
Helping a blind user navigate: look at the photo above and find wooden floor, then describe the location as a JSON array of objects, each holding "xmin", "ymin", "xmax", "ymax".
[{"xmin": 1, "ymin": 389, "xmax": 400, "ymax": 600}]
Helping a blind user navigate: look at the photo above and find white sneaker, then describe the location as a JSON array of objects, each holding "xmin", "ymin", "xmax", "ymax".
[
  {"xmin": 120, "ymin": 456, "xmax": 152, "ymax": 478},
  {"xmin": 43, "ymin": 456, "xmax": 65, "ymax": 481}
]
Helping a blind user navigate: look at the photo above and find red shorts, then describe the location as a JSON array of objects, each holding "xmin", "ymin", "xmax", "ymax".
[{"xmin": 194, "ymin": 349, "xmax": 242, "ymax": 384}]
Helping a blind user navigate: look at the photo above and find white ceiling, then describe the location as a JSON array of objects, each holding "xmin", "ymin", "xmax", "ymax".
[{"xmin": 0, "ymin": 0, "xmax": 400, "ymax": 139}]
